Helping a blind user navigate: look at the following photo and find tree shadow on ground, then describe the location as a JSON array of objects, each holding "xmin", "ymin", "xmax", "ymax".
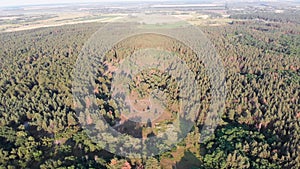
[{"xmin": 173, "ymin": 151, "xmax": 202, "ymax": 169}]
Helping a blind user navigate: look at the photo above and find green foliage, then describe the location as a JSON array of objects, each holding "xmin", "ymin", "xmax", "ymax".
[
  {"xmin": 202, "ymin": 125, "xmax": 280, "ymax": 169},
  {"xmin": 0, "ymin": 9, "xmax": 299, "ymax": 168}
]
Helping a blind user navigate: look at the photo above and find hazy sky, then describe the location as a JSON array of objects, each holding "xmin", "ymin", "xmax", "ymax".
[
  {"xmin": 1, "ymin": 0, "xmax": 297, "ymax": 8},
  {"xmin": 0, "ymin": 0, "xmax": 171, "ymax": 7}
]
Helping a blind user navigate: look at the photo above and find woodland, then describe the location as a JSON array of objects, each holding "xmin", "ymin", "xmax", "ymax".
[{"xmin": 0, "ymin": 10, "xmax": 299, "ymax": 169}]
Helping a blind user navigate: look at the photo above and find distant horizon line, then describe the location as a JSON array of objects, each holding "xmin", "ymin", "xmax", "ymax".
[
  {"xmin": 0, "ymin": 0, "xmax": 300, "ymax": 9},
  {"xmin": 0, "ymin": 0, "xmax": 186, "ymax": 9},
  {"xmin": 0, "ymin": 0, "xmax": 299, "ymax": 9}
]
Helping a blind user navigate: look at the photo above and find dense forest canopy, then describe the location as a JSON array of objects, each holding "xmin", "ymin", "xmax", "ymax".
[{"xmin": 0, "ymin": 9, "xmax": 299, "ymax": 169}]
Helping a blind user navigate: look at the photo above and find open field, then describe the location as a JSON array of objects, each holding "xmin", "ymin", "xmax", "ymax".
[
  {"xmin": 0, "ymin": 13, "xmax": 125, "ymax": 32},
  {"xmin": 0, "ymin": 12, "xmax": 236, "ymax": 33}
]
